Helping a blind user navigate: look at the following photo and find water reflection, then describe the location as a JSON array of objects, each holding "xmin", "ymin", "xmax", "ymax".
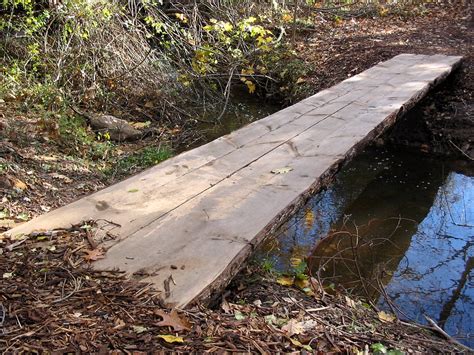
[
  {"xmin": 195, "ymin": 95, "xmax": 278, "ymax": 145},
  {"xmin": 257, "ymin": 147, "xmax": 474, "ymax": 346}
]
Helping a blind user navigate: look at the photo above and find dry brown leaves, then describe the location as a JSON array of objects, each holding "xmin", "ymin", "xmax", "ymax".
[{"xmin": 0, "ymin": 224, "xmax": 466, "ymax": 353}]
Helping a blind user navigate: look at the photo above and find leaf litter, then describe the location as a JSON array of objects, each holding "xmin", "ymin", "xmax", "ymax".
[{"xmin": 0, "ymin": 223, "xmax": 468, "ymax": 353}]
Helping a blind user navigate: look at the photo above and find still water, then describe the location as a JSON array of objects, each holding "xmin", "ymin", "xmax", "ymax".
[{"xmin": 257, "ymin": 146, "xmax": 474, "ymax": 347}]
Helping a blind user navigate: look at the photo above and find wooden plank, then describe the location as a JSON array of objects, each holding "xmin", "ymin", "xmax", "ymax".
[
  {"xmin": 5, "ymin": 54, "xmax": 463, "ymax": 308},
  {"xmin": 4, "ymin": 78, "xmax": 377, "ymax": 240}
]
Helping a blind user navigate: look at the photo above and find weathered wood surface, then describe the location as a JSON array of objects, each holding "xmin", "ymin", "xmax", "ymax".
[{"xmin": 6, "ymin": 54, "xmax": 462, "ymax": 308}]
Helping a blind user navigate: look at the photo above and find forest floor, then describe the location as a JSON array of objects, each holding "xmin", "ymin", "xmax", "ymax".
[{"xmin": 1, "ymin": 2, "xmax": 473, "ymax": 353}]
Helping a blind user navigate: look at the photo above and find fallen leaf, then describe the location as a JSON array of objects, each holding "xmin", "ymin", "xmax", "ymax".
[
  {"xmin": 131, "ymin": 121, "xmax": 151, "ymax": 129},
  {"xmin": 294, "ymin": 278, "xmax": 310, "ymax": 289},
  {"xmin": 113, "ymin": 318, "xmax": 125, "ymax": 330},
  {"xmin": 345, "ymin": 296, "xmax": 356, "ymax": 308},
  {"xmin": 378, "ymin": 311, "xmax": 396, "ymax": 323},
  {"xmin": 234, "ymin": 310, "xmax": 246, "ymax": 321},
  {"xmin": 128, "ymin": 188, "xmax": 139, "ymax": 193},
  {"xmin": 271, "ymin": 167, "xmax": 293, "ymax": 174},
  {"xmin": 132, "ymin": 325, "xmax": 148, "ymax": 334},
  {"xmin": 290, "ymin": 257, "xmax": 302, "ymax": 267},
  {"xmin": 289, "ymin": 337, "xmax": 312, "ymax": 351},
  {"xmin": 50, "ymin": 173, "xmax": 73, "ymax": 183},
  {"xmin": 264, "ymin": 314, "xmax": 277, "ymax": 324},
  {"xmin": 282, "ymin": 296, "xmax": 298, "ymax": 304},
  {"xmin": 282, "ymin": 319, "xmax": 304, "ymax": 336},
  {"xmin": 276, "ymin": 275, "xmax": 294, "ymax": 286},
  {"xmin": 296, "ymin": 77, "xmax": 306, "ymax": 84},
  {"xmin": 83, "ymin": 249, "xmax": 105, "ymax": 262},
  {"xmin": 13, "ymin": 179, "xmax": 27, "ymax": 190},
  {"xmin": 0, "ymin": 219, "xmax": 16, "ymax": 229},
  {"xmin": 300, "ymin": 319, "xmax": 318, "ymax": 331},
  {"xmin": 157, "ymin": 335, "xmax": 184, "ymax": 343},
  {"xmin": 156, "ymin": 309, "xmax": 191, "ymax": 331},
  {"xmin": 221, "ymin": 298, "xmax": 231, "ymax": 313},
  {"xmin": 16, "ymin": 213, "xmax": 29, "ymax": 221}
]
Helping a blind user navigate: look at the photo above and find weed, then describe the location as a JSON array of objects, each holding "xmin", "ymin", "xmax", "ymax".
[
  {"xmin": 261, "ymin": 258, "xmax": 276, "ymax": 273},
  {"xmin": 106, "ymin": 146, "xmax": 173, "ymax": 178},
  {"xmin": 57, "ymin": 114, "xmax": 114, "ymax": 160}
]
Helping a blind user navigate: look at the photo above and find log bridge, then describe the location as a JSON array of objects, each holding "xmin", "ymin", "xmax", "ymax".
[{"xmin": 6, "ymin": 54, "xmax": 462, "ymax": 308}]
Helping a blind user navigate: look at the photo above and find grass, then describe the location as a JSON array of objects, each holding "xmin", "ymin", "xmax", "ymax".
[{"xmin": 106, "ymin": 146, "xmax": 173, "ymax": 178}]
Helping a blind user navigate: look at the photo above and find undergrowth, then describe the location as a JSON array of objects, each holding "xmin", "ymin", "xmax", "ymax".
[{"xmin": 0, "ymin": 0, "xmax": 435, "ymax": 174}]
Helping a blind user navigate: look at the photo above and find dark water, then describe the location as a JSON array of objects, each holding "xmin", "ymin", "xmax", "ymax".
[
  {"xmin": 192, "ymin": 95, "xmax": 277, "ymax": 146},
  {"xmin": 257, "ymin": 146, "xmax": 474, "ymax": 347}
]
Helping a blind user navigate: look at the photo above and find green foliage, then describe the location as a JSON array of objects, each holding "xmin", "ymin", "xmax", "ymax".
[
  {"xmin": 107, "ymin": 146, "xmax": 172, "ymax": 177},
  {"xmin": 290, "ymin": 258, "xmax": 308, "ymax": 281},
  {"xmin": 261, "ymin": 258, "xmax": 276, "ymax": 273},
  {"xmin": 57, "ymin": 114, "xmax": 113, "ymax": 160}
]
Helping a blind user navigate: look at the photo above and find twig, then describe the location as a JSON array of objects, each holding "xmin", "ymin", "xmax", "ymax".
[
  {"xmin": 424, "ymin": 316, "xmax": 473, "ymax": 352},
  {"xmin": 215, "ymin": 66, "xmax": 236, "ymax": 122},
  {"xmin": 0, "ymin": 303, "xmax": 5, "ymax": 328},
  {"xmin": 449, "ymin": 140, "xmax": 473, "ymax": 161}
]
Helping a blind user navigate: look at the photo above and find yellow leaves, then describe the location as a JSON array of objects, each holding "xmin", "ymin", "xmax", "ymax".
[
  {"xmin": 294, "ymin": 277, "xmax": 310, "ymax": 290},
  {"xmin": 204, "ymin": 20, "xmax": 233, "ymax": 33},
  {"xmin": 192, "ymin": 47, "xmax": 216, "ymax": 75},
  {"xmin": 289, "ymin": 338, "xmax": 312, "ymax": 351},
  {"xmin": 178, "ymin": 74, "xmax": 191, "ymax": 87},
  {"xmin": 378, "ymin": 5, "xmax": 389, "ymax": 17},
  {"xmin": 240, "ymin": 67, "xmax": 257, "ymax": 94},
  {"xmin": 282, "ymin": 13, "xmax": 293, "ymax": 23},
  {"xmin": 256, "ymin": 35, "xmax": 273, "ymax": 47},
  {"xmin": 378, "ymin": 311, "xmax": 396, "ymax": 323},
  {"xmin": 174, "ymin": 13, "xmax": 188, "ymax": 24},
  {"xmin": 131, "ymin": 121, "xmax": 151, "ymax": 129},
  {"xmin": 304, "ymin": 209, "xmax": 314, "ymax": 230},
  {"xmin": 276, "ymin": 275, "xmax": 294, "ymax": 286},
  {"xmin": 101, "ymin": 7, "xmax": 112, "ymax": 20},
  {"xmin": 13, "ymin": 179, "xmax": 27, "ymax": 191},
  {"xmin": 240, "ymin": 77, "xmax": 256, "ymax": 94},
  {"xmin": 241, "ymin": 67, "xmax": 255, "ymax": 76},
  {"xmin": 222, "ymin": 22, "xmax": 233, "ymax": 32},
  {"xmin": 157, "ymin": 334, "xmax": 184, "ymax": 343}
]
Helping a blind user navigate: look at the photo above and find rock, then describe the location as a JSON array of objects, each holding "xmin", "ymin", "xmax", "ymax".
[{"xmin": 88, "ymin": 114, "xmax": 142, "ymax": 141}]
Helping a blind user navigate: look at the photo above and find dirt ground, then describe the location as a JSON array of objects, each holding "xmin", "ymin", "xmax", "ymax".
[
  {"xmin": 296, "ymin": 1, "xmax": 473, "ymax": 158},
  {"xmin": 1, "ymin": 2, "xmax": 473, "ymax": 353}
]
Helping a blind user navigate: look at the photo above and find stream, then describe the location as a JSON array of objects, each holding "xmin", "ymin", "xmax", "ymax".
[
  {"xmin": 256, "ymin": 146, "xmax": 474, "ymax": 347},
  {"xmin": 194, "ymin": 94, "xmax": 473, "ymax": 347}
]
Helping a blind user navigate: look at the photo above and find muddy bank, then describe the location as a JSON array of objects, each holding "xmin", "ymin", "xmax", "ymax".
[{"xmin": 387, "ymin": 64, "xmax": 473, "ymax": 158}]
